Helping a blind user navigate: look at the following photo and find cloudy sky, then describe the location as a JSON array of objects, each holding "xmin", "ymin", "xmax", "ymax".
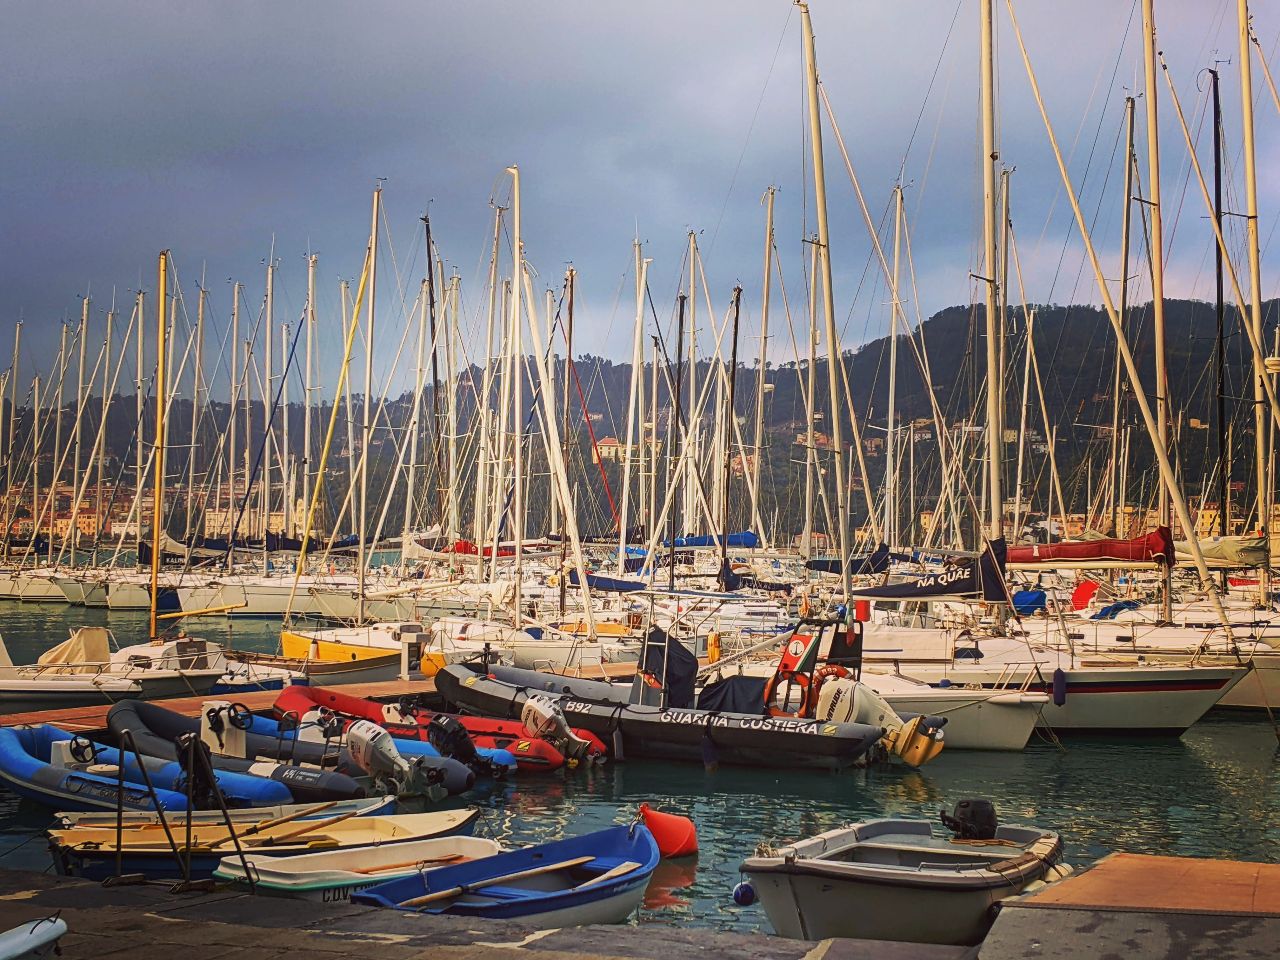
[{"xmin": 4, "ymin": 1, "xmax": 1279, "ymax": 394}]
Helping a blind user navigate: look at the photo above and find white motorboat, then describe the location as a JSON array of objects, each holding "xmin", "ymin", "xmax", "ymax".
[
  {"xmin": 861, "ymin": 623, "xmax": 1248, "ymax": 734},
  {"xmin": 739, "ymin": 802, "xmax": 1068, "ymax": 945},
  {"xmin": 0, "ymin": 627, "xmax": 227, "ymax": 713}
]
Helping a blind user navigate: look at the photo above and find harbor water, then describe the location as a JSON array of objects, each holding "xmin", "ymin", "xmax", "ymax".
[{"xmin": 0, "ymin": 605, "xmax": 1276, "ymax": 933}]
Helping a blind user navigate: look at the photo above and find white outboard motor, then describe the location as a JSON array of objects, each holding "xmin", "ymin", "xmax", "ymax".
[
  {"xmin": 520, "ymin": 694, "xmax": 595, "ymax": 764},
  {"xmin": 813, "ymin": 680, "xmax": 946, "ymax": 767},
  {"xmin": 345, "ymin": 719, "xmax": 442, "ymax": 798}
]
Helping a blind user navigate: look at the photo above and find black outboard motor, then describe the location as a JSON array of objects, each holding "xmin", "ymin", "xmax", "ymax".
[
  {"xmin": 940, "ymin": 798, "xmax": 999, "ymax": 840},
  {"xmin": 426, "ymin": 714, "xmax": 505, "ymax": 779}
]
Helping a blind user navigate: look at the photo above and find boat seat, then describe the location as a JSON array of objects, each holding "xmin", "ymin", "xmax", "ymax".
[{"xmin": 854, "ymin": 839, "xmax": 1025, "ymax": 859}]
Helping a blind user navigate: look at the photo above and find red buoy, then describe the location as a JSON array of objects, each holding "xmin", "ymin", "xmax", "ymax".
[{"xmin": 639, "ymin": 803, "xmax": 698, "ymax": 858}]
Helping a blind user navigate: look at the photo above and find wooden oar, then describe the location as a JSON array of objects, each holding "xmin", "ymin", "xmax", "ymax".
[
  {"xmin": 348, "ymin": 853, "xmax": 466, "ymax": 875},
  {"xmin": 253, "ymin": 807, "xmax": 367, "ymax": 846},
  {"xmin": 572, "ymin": 860, "xmax": 642, "ymax": 890},
  {"xmin": 208, "ymin": 801, "xmax": 339, "ymax": 849},
  {"xmin": 400, "ymin": 856, "xmax": 595, "ymax": 908}
]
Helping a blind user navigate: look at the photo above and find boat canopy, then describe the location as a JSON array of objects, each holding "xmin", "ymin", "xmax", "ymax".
[
  {"xmin": 36, "ymin": 627, "xmax": 111, "ymax": 674},
  {"xmin": 1173, "ymin": 535, "xmax": 1267, "ymax": 567},
  {"xmin": 567, "ymin": 570, "xmax": 646, "ymax": 593}
]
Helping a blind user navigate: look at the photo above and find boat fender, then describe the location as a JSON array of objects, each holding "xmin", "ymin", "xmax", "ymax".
[
  {"xmin": 1051, "ymin": 668, "xmax": 1068, "ymax": 707},
  {"xmin": 638, "ymin": 803, "xmax": 698, "ymax": 857},
  {"xmin": 732, "ymin": 881, "xmax": 756, "ymax": 906}
]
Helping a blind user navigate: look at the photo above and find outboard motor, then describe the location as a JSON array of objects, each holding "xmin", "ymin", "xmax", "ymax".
[
  {"xmin": 813, "ymin": 680, "xmax": 947, "ymax": 768},
  {"xmin": 346, "ymin": 719, "xmax": 446, "ymax": 801},
  {"xmin": 941, "ymin": 798, "xmax": 999, "ymax": 840},
  {"xmin": 174, "ymin": 731, "xmax": 222, "ymax": 809},
  {"xmin": 521, "ymin": 694, "xmax": 596, "ymax": 765},
  {"xmin": 425, "ymin": 715, "xmax": 506, "ymax": 779}
]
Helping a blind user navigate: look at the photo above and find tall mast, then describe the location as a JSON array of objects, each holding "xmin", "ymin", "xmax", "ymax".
[
  {"xmin": 149, "ymin": 251, "xmax": 168, "ymax": 639},
  {"xmin": 618, "ymin": 240, "xmax": 649, "ymax": 569},
  {"xmin": 303, "ymin": 254, "xmax": 316, "ymax": 535},
  {"xmin": 670, "ymin": 293, "xmax": 686, "ymax": 591},
  {"xmin": 446, "ymin": 274, "xmax": 460, "ymax": 542},
  {"xmin": 229, "ymin": 283, "xmax": 240, "ymax": 548},
  {"xmin": 95, "ymin": 307, "xmax": 113, "ymax": 546},
  {"xmin": 802, "ymin": 237, "xmax": 819, "ymax": 558},
  {"xmin": 134, "ymin": 290, "xmax": 144, "ymax": 559},
  {"xmin": 979, "ymin": 0, "xmax": 1003, "ymax": 550},
  {"xmin": 71, "ymin": 299, "xmax": 88, "ymax": 566},
  {"xmin": 1141, "ymin": 0, "xmax": 1172, "ymax": 620},
  {"xmin": 799, "ymin": 2, "xmax": 851, "ymax": 600},
  {"xmin": 51, "ymin": 323, "xmax": 67, "ymax": 566},
  {"xmin": 1112, "ymin": 97, "xmax": 1136, "ymax": 537},
  {"xmin": 281, "ymin": 319, "xmax": 291, "ymax": 536},
  {"xmin": 6, "ymin": 322, "xmax": 19, "ymax": 532},
  {"xmin": 685, "ymin": 231, "xmax": 699, "ymax": 534},
  {"xmin": 1238, "ymin": 0, "xmax": 1270, "ymax": 603},
  {"xmin": 507, "ymin": 166, "xmax": 524, "ymax": 622},
  {"xmin": 31, "ymin": 375, "xmax": 40, "ymax": 551},
  {"xmin": 474, "ymin": 206, "xmax": 503, "ymax": 548},
  {"xmin": 187, "ymin": 285, "xmax": 204, "ymax": 541},
  {"xmin": 886, "ymin": 185, "xmax": 903, "ymax": 548},
  {"xmin": 404, "ymin": 276, "xmax": 427, "ymax": 547},
  {"xmin": 719, "ymin": 287, "xmax": 743, "ymax": 576},
  {"xmin": 358, "ymin": 187, "xmax": 380, "ymax": 620},
  {"xmin": 264, "ymin": 259, "xmax": 275, "ymax": 542},
  {"xmin": 1210, "ymin": 70, "xmax": 1227, "ymax": 542},
  {"xmin": 753, "ymin": 187, "xmax": 775, "ymax": 518}
]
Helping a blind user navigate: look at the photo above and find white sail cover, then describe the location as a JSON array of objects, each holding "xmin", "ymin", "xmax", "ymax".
[{"xmin": 1173, "ymin": 536, "xmax": 1267, "ymax": 567}]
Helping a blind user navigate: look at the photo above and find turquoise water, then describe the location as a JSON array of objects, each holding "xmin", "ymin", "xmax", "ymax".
[{"xmin": 0, "ymin": 602, "xmax": 1276, "ymax": 932}]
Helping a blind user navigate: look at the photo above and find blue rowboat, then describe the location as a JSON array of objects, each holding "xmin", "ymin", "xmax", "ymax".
[{"xmin": 353, "ymin": 824, "xmax": 660, "ymax": 926}]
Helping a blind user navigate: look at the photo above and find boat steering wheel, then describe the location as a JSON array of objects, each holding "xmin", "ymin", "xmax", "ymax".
[
  {"xmin": 69, "ymin": 736, "xmax": 98, "ymax": 765},
  {"xmin": 226, "ymin": 702, "xmax": 254, "ymax": 731}
]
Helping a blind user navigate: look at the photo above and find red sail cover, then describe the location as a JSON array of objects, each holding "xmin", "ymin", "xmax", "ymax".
[{"xmin": 1007, "ymin": 527, "xmax": 1173, "ymax": 565}]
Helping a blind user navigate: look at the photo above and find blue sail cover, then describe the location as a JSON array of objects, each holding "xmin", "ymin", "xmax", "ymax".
[
  {"xmin": 662, "ymin": 531, "xmax": 761, "ymax": 549},
  {"xmin": 805, "ymin": 543, "xmax": 892, "ymax": 576},
  {"xmin": 568, "ymin": 569, "xmax": 647, "ymax": 593},
  {"xmin": 848, "ymin": 539, "xmax": 1007, "ymax": 602}
]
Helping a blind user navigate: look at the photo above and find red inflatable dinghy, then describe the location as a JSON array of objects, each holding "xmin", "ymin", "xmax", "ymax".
[{"xmin": 274, "ymin": 684, "xmax": 606, "ymax": 773}]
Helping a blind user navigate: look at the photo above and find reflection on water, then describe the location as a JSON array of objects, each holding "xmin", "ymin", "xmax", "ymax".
[{"xmin": 0, "ymin": 605, "xmax": 1275, "ymax": 931}]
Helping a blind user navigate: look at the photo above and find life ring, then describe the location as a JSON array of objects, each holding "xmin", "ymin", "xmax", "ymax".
[{"xmin": 765, "ymin": 670, "xmax": 812, "ymax": 718}]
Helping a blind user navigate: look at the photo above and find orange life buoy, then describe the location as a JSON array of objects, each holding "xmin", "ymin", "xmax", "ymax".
[
  {"xmin": 764, "ymin": 670, "xmax": 812, "ymax": 718},
  {"xmin": 810, "ymin": 664, "xmax": 850, "ymax": 707}
]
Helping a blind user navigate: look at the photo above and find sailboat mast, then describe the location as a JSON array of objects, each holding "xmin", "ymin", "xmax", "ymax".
[
  {"xmin": 1210, "ymin": 69, "xmax": 1227, "ymax": 541},
  {"xmin": 187, "ymin": 286, "xmax": 204, "ymax": 541},
  {"xmin": 754, "ymin": 188, "xmax": 775, "ymax": 516},
  {"xmin": 1112, "ymin": 97, "xmax": 1136, "ymax": 537},
  {"xmin": 670, "ymin": 293, "xmax": 686, "ymax": 592},
  {"xmin": 618, "ymin": 241, "xmax": 649, "ymax": 569},
  {"xmin": 134, "ymin": 290, "xmax": 144, "ymax": 561},
  {"xmin": 149, "ymin": 251, "xmax": 168, "ymax": 639},
  {"xmin": 95, "ymin": 307, "xmax": 113, "ymax": 546},
  {"xmin": 1140, "ymin": 0, "xmax": 1173, "ymax": 619},
  {"xmin": 51, "ymin": 323, "xmax": 66, "ymax": 566},
  {"xmin": 979, "ymin": 0, "xmax": 1003, "ymax": 549},
  {"xmin": 800, "ymin": 2, "xmax": 851, "ymax": 601},
  {"xmin": 6, "ymin": 322, "xmax": 19, "ymax": 533},
  {"xmin": 404, "ymin": 276, "xmax": 427, "ymax": 548},
  {"xmin": 720, "ymin": 287, "xmax": 743, "ymax": 573},
  {"xmin": 303, "ymin": 256, "xmax": 316, "ymax": 535},
  {"xmin": 886, "ymin": 185, "xmax": 903, "ymax": 548},
  {"xmin": 802, "ymin": 237, "xmax": 819, "ymax": 558},
  {"xmin": 507, "ymin": 166, "xmax": 525, "ymax": 623},
  {"xmin": 358, "ymin": 187, "xmax": 380, "ymax": 620},
  {"xmin": 71, "ymin": 299, "xmax": 88, "ymax": 566},
  {"xmin": 1237, "ymin": 0, "xmax": 1270, "ymax": 603}
]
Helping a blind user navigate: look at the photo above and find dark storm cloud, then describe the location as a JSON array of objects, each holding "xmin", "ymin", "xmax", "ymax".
[{"xmin": 1, "ymin": 1, "xmax": 1275, "ymax": 391}]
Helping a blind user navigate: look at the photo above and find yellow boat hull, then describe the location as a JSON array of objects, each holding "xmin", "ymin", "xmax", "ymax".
[{"xmin": 279, "ymin": 630, "xmax": 448, "ymax": 676}]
